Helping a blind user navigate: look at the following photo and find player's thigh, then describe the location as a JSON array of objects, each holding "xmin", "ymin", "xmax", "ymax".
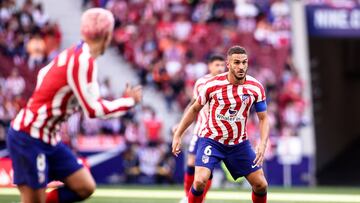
[
  {"xmin": 18, "ymin": 185, "xmax": 46, "ymax": 203},
  {"xmin": 63, "ymin": 167, "xmax": 96, "ymax": 194},
  {"xmin": 195, "ymin": 138, "xmax": 224, "ymax": 173},
  {"xmin": 223, "ymin": 140, "xmax": 260, "ymax": 180},
  {"xmin": 49, "ymin": 143, "xmax": 95, "ymax": 195},
  {"xmin": 7, "ymin": 128, "xmax": 50, "ymax": 189},
  {"xmin": 194, "ymin": 166, "xmax": 212, "ymax": 183},
  {"xmin": 245, "ymin": 168, "xmax": 268, "ymax": 190}
]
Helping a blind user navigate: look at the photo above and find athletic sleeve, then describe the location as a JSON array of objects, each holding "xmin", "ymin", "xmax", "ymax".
[
  {"xmin": 256, "ymin": 81, "xmax": 266, "ymax": 103},
  {"xmin": 68, "ymin": 52, "xmax": 135, "ymax": 119},
  {"xmin": 193, "ymin": 78, "xmax": 206, "ymax": 100},
  {"xmin": 197, "ymin": 82, "xmax": 211, "ymax": 106},
  {"xmin": 254, "ymin": 81, "xmax": 267, "ymax": 112}
]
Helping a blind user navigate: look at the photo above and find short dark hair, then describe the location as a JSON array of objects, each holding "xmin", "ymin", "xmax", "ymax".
[
  {"xmin": 208, "ymin": 54, "xmax": 225, "ymax": 63},
  {"xmin": 227, "ymin": 45, "xmax": 247, "ymax": 56}
]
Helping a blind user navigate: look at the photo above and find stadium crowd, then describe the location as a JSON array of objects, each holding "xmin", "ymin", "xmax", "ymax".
[{"xmin": 0, "ymin": 0, "xmax": 309, "ymax": 184}]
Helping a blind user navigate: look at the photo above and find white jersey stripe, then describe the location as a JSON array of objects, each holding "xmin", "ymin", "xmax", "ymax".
[
  {"xmin": 12, "ymin": 109, "xmax": 24, "ymax": 131},
  {"xmin": 30, "ymin": 104, "xmax": 47, "ymax": 139},
  {"xmin": 57, "ymin": 50, "xmax": 68, "ymax": 67},
  {"xmin": 35, "ymin": 61, "xmax": 54, "ymax": 91}
]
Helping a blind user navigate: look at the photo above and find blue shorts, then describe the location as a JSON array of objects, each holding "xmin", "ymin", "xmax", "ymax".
[
  {"xmin": 195, "ymin": 138, "xmax": 260, "ymax": 180},
  {"xmin": 6, "ymin": 127, "xmax": 83, "ymax": 189},
  {"xmin": 188, "ymin": 134, "xmax": 199, "ymax": 155}
]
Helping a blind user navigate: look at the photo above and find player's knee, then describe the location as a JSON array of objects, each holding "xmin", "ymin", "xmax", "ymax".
[
  {"xmin": 252, "ymin": 180, "xmax": 268, "ymax": 193},
  {"xmin": 193, "ymin": 178, "xmax": 207, "ymax": 191},
  {"xmin": 78, "ymin": 181, "xmax": 96, "ymax": 199}
]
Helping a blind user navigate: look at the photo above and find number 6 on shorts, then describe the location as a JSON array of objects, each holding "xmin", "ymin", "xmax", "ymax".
[{"xmin": 204, "ymin": 145, "xmax": 212, "ymax": 156}]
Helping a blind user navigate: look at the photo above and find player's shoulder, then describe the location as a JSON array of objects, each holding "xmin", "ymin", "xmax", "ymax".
[
  {"xmin": 245, "ymin": 75, "xmax": 264, "ymax": 87},
  {"xmin": 205, "ymin": 72, "xmax": 228, "ymax": 84},
  {"xmin": 196, "ymin": 74, "xmax": 212, "ymax": 84}
]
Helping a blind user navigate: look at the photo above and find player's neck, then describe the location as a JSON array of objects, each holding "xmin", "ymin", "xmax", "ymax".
[
  {"xmin": 227, "ymin": 73, "xmax": 246, "ymax": 85},
  {"xmin": 85, "ymin": 39, "xmax": 106, "ymax": 58},
  {"xmin": 87, "ymin": 42, "xmax": 103, "ymax": 58}
]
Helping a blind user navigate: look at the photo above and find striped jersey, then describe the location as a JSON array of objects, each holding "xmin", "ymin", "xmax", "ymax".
[
  {"xmin": 192, "ymin": 74, "xmax": 212, "ymax": 135},
  {"xmin": 197, "ymin": 72, "xmax": 266, "ymax": 145},
  {"xmin": 11, "ymin": 42, "xmax": 135, "ymax": 146}
]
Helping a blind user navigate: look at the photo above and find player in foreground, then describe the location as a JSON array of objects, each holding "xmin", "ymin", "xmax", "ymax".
[
  {"xmin": 6, "ymin": 8, "xmax": 142, "ymax": 203},
  {"xmin": 177, "ymin": 55, "xmax": 225, "ymax": 203},
  {"xmin": 172, "ymin": 45, "xmax": 269, "ymax": 203}
]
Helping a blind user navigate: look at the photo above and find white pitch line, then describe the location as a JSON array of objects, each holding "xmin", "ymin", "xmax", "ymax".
[{"xmin": 1, "ymin": 188, "xmax": 360, "ymax": 202}]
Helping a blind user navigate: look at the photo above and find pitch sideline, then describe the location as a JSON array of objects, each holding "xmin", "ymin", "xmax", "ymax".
[{"xmin": 0, "ymin": 188, "xmax": 360, "ymax": 202}]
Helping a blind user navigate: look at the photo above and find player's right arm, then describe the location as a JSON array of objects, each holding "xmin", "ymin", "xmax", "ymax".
[
  {"xmin": 171, "ymin": 77, "xmax": 205, "ymax": 133},
  {"xmin": 172, "ymin": 76, "xmax": 213, "ymax": 156},
  {"xmin": 172, "ymin": 101, "xmax": 203, "ymax": 156}
]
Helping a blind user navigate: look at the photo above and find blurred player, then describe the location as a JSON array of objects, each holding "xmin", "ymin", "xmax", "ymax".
[
  {"xmin": 6, "ymin": 8, "xmax": 142, "ymax": 203},
  {"xmin": 172, "ymin": 46, "xmax": 269, "ymax": 203},
  {"xmin": 177, "ymin": 55, "xmax": 225, "ymax": 203}
]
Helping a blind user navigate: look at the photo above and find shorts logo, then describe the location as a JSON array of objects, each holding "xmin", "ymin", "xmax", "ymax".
[{"xmin": 202, "ymin": 155, "xmax": 209, "ymax": 164}]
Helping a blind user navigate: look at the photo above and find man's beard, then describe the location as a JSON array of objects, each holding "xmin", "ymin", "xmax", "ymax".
[{"xmin": 232, "ymin": 69, "xmax": 246, "ymax": 81}]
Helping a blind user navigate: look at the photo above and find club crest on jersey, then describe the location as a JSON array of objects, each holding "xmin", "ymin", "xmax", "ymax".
[
  {"xmin": 202, "ymin": 155, "xmax": 209, "ymax": 164},
  {"xmin": 242, "ymin": 94, "xmax": 250, "ymax": 104}
]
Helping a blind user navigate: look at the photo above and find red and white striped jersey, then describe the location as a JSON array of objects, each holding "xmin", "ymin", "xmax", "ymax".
[
  {"xmin": 11, "ymin": 42, "xmax": 135, "ymax": 146},
  {"xmin": 197, "ymin": 72, "xmax": 266, "ymax": 145},
  {"xmin": 192, "ymin": 74, "xmax": 213, "ymax": 135}
]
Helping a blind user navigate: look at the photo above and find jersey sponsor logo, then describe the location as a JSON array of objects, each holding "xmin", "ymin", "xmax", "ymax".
[
  {"xmin": 251, "ymin": 164, "xmax": 258, "ymax": 168},
  {"xmin": 216, "ymin": 109, "xmax": 245, "ymax": 122}
]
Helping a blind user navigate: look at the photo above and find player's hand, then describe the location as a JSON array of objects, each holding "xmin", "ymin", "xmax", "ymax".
[
  {"xmin": 253, "ymin": 142, "xmax": 267, "ymax": 167},
  {"xmin": 124, "ymin": 84, "xmax": 142, "ymax": 104},
  {"xmin": 172, "ymin": 135, "xmax": 182, "ymax": 157}
]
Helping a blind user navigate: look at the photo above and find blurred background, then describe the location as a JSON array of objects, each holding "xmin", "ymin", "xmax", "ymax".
[{"xmin": 0, "ymin": 0, "xmax": 359, "ymax": 202}]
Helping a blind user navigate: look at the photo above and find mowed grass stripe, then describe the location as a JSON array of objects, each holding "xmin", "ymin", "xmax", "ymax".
[{"xmin": 1, "ymin": 188, "xmax": 360, "ymax": 202}]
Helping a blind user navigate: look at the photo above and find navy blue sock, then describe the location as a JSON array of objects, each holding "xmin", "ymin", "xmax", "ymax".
[
  {"xmin": 187, "ymin": 166, "xmax": 195, "ymax": 175},
  {"xmin": 191, "ymin": 186, "xmax": 204, "ymax": 196},
  {"xmin": 58, "ymin": 186, "xmax": 84, "ymax": 202}
]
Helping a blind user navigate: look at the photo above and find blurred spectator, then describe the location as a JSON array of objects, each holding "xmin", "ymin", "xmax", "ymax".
[
  {"xmin": 138, "ymin": 143, "xmax": 164, "ymax": 184},
  {"xmin": 143, "ymin": 110, "xmax": 163, "ymax": 145},
  {"xmin": 26, "ymin": 33, "xmax": 46, "ymax": 70},
  {"xmin": 124, "ymin": 120, "xmax": 141, "ymax": 145},
  {"xmin": 32, "ymin": 3, "xmax": 49, "ymax": 28},
  {"xmin": 122, "ymin": 145, "xmax": 141, "ymax": 184},
  {"xmin": 100, "ymin": 77, "xmax": 114, "ymax": 99},
  {"xmin": 156, "ymin": 148, "xmax": 176, "ymax": 184},
  {"xmin": 82, "ymin": 117, "xmax": 101, "ymax": 135},
  {"xmin": 4, "ymin": 68, "xmax": 25, "ymax": 97},
  {"xmin": 234, "ymin": 0, "xmax": 259, "ymax": 33}
]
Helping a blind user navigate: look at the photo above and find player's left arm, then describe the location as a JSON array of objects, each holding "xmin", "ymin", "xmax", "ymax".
[
  {"xmin": 68, "ymin": 55, "xmax": 138, "ymax": 119},
  {"xmin": 253, "ymin": 101, "xmax": 270, "ymax": 167}
]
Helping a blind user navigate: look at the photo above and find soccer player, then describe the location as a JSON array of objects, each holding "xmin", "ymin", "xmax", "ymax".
[
  {"xmin": 178, "ymin": 55, "xmax": 225, "ymax": 203},
  {"xmin": 172, "ymin": 45, "xmax": 269, "ymax": 203},
  {"xmin": 6, "ymin": 8, "xmax": 142, "ymax": 203}
]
